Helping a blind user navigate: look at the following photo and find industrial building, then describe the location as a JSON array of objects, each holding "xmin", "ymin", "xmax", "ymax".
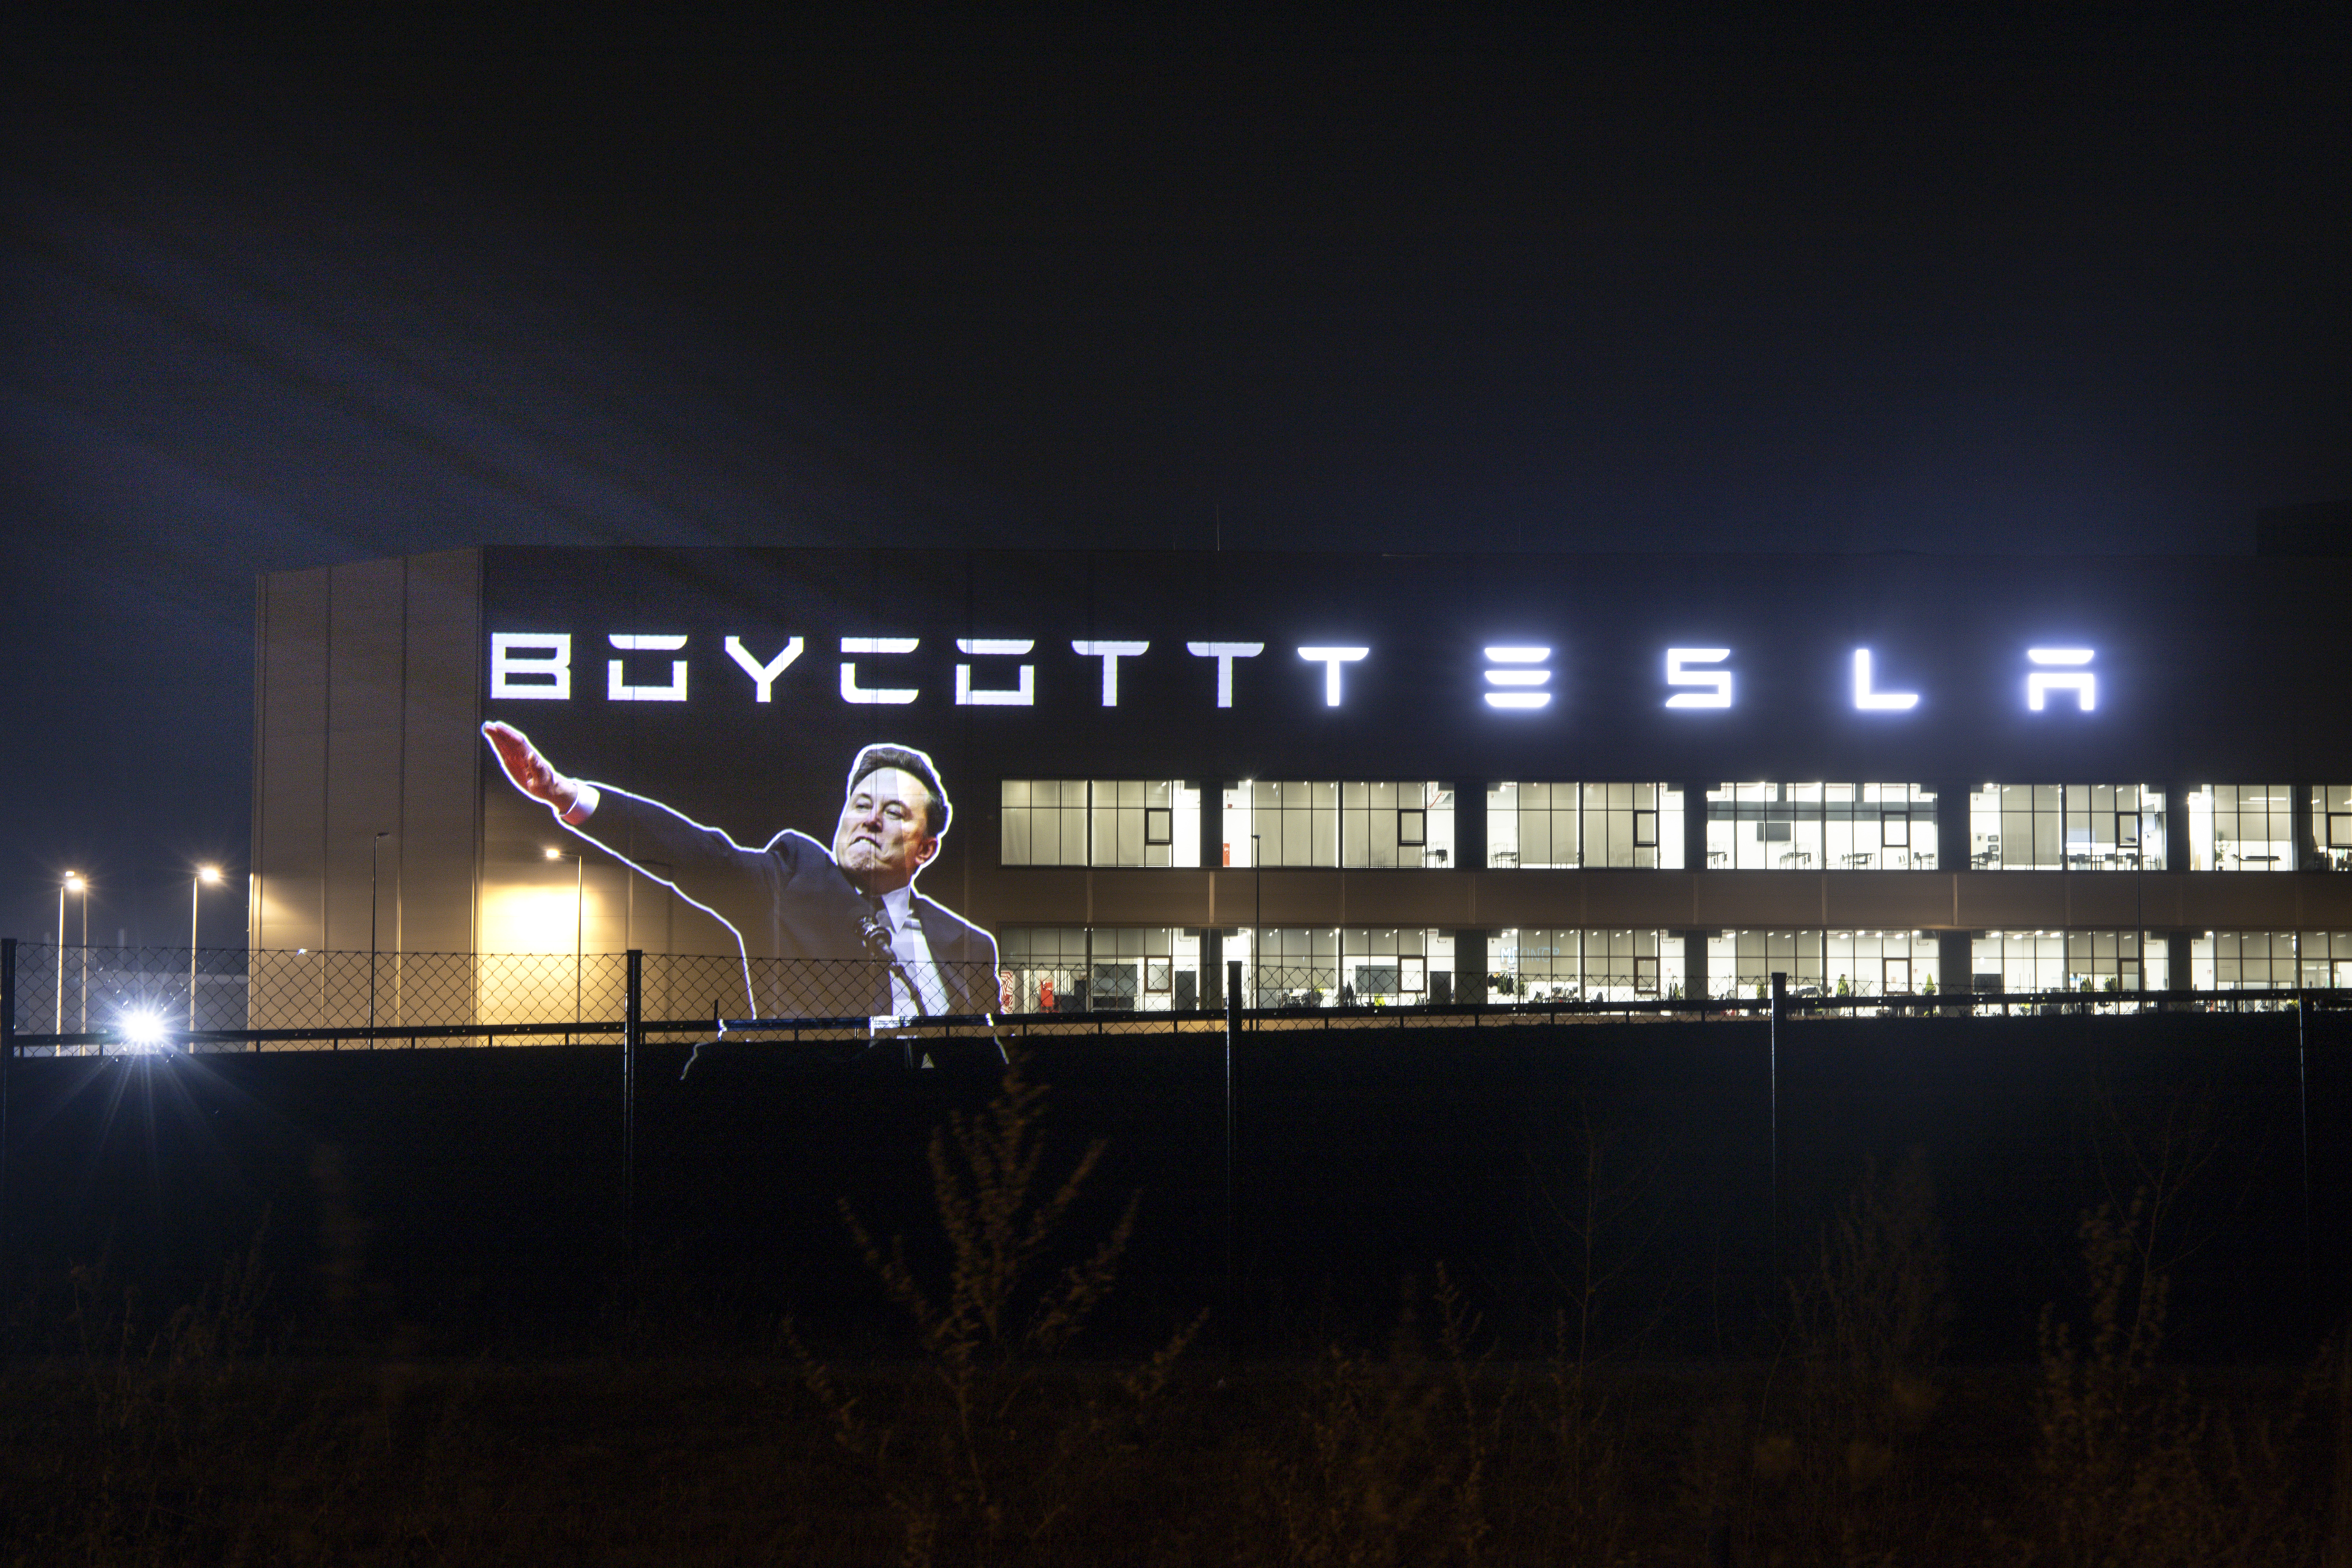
[{"xmin": 249, "ymin": 544, "xmax": 2352, "ymax": 1018}]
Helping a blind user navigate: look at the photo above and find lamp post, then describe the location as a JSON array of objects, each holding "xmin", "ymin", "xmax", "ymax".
[
  {"xmin": 548, "ymin": 846, "xmax": 583, "ymax": 1040},
  {"xmin": 57, "ymin": 873, "xmax": 86, "ymax": 1035},
  {"xmin": 190, "ymin": 865, "xmax": 222, "ymax": 1029}
]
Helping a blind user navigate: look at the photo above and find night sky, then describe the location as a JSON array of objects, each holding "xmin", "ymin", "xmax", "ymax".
[{"xmin": 4, "ymin": 11, "xmax": 2345, "ymax": 947}]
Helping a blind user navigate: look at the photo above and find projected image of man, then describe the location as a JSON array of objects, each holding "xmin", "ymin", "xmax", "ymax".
[{"xmin": 482, "ymin": 721, "xmax": 997, "ymax": 1022}]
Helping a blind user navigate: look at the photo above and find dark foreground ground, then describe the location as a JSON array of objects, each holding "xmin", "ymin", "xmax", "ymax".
[
  {"xmin": 3, "ymin": 1344, "xmax": 2346, "ymax": 1566},
  {"xmin": 4, "ymin": 1014, "xmax": 2348, "ymax": 1563}
]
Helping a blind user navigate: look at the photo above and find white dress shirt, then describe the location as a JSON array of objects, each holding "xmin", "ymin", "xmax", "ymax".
[{"xmin": 874, "ymin": 884, "xmax": 947, "ymax": 1016}]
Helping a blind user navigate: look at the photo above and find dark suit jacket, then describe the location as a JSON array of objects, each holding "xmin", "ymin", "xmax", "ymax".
[{"xmin": 576, "ymin": 786, "xmax": 1001, "ymax": 1021}]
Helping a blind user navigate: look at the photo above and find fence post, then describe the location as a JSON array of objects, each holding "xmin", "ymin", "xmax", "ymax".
[
  {"xmin": 623, "ymin": 949, "xmax": 641, "ymax": 1259},
  {"xmin": 1225, "ymin": 957, "xmax": 1241, "ymax": 1364},
  {"xmin": 2298, "ymin": 990, "xmax": 2313, "ymax": 1326},
  {"xmin": 1, "ymin": 938, "xmax": 14, "ymax": 1289},
  {"xmin": 1768, "ymin": 970, "xmax": 1785, "ymax": 1273}
]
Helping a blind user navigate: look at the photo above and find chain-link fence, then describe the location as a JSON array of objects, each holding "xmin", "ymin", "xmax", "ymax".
[{"xmin": 2, "ymin": 941, "xmax": 2346, "ymax": 1054}]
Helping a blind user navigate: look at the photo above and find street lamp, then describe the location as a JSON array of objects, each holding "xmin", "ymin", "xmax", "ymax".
[
  {"xmin": 190, "ymin": 865, "xmax": 222, "ymax": 1029},
  {"xmin": 57, "ymin": 872, "xmax": 86, "ymax": 1035},
  {"xmin": 548, "ymin": 845, "xmax": 583, "ymax": 1039}
]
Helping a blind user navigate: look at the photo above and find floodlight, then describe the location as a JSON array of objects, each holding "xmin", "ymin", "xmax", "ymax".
[
  {"xmin": 546, "ymin": 846, "xmax": 564, "ymax": 860},
  {"xmin": 120, "ymin": 1009, "xmax": 167, "ymax": 1049},
  {"xmin": 64, "ymin": 873, "xmax": 84, "ymax": 891},
  {"xmin": 198, "ymin": 865, "xmax": 222, "ymax": 883}
]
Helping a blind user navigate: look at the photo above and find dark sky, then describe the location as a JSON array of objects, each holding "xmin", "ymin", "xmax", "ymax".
[{"xmin": 4, "ymin": 11, "xmax": 2346, "ymax": 945}]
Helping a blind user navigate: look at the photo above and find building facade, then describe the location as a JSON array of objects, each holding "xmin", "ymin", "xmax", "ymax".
[{"xmin": 251, "ymin": 545, "xmax": 2352, "ymax": 1014}]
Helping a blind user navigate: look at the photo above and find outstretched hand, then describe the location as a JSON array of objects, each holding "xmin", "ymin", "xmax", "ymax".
[{"xmin": 482, "ymin": 721, "xmax": 582, "ymax": 816}]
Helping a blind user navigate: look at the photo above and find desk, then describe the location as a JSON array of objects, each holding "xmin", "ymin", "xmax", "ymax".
[
  {"xmin": 1907, "ymin": 853, "xmax": 1936, "ymax": 870},
  {"xmin": 1839, "ymin": 851, "xmax": 1874, "ymax": 869},
  {"xmin": 1706, "ymin": 849, "xmax": 1729, "ymax": 867},
  {"xmin": 1971, "ymin": 851, "xmax": 2000, "ymax": 868},
  {"xmin": 1778, "ymin": 850, "xmax": 1815, "ymax": 868},
  {"xmin": 2239, "ymin": 854, "xmax": 2281, "ymax": 868}
]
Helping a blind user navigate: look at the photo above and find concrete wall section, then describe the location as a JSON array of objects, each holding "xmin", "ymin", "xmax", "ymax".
[
  {"xmin": 252, "ymin": 567, "xmax": 331, "ymax": 952},
  {"xmin": 398, "ymin": 550, "xmax": 485, "ymax": 957}
]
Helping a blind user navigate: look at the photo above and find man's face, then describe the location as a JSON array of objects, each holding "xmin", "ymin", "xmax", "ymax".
[{"xmin": 832, "ymin": 767, "xmax": 940, "ymax": 894}]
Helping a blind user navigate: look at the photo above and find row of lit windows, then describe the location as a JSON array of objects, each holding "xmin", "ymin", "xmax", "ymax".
[
  {"xmin": 1488, "ymin": 783, "xmax": 1683, "ymax": 868},
  {"xmin": 993, "ymin": 927, "xmax": 2352, "ymax": 1009},
  {"xmin": 1704, "ymin": 783, "xmax": 1939, "ymax": 870},
  {"xmin": 998, "ymin": 926, "xmax": 1458, "ymax": 1011},
  {"xmin": 1001, "ymin": 780, "xmax": 2352, "ymax": 872}
]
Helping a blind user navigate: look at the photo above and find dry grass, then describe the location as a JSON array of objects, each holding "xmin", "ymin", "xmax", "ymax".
[{"xmin": 4, "ymin": 1077, "xmax": 2345, "ymax": 1567}]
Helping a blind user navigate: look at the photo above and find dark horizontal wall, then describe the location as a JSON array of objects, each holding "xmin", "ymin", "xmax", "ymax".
[
  {"xmin": 479, "ymin": 547, "xmax": 2352, "ymax": 799},
  {"xmin": 457, "ymin": 546, "xmax": 2350, "ymax": 948},
  {"xmin": 8, "ymin": 1014, "xmax": 2345, "ymax": 1361}
]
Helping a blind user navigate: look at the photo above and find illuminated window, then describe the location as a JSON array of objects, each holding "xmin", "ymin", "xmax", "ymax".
[
  {"xmin": 2189, "ymin": 931, "xmax": 2352, "ymax": 991},
  {"xmin": 998, "ymin": 927, "xmax": 1200, "ymax": 1011},
  {"xmin": 1237, "ymin": 926, "xmax": 1338, "ymax": 1002},
  {"xmin": 2183, "ymin": 785, "xmax": 2295, "ymax": 871},
  {"xmin": 1966, "ymin": 784, "xmax": 2167, "ymax": 870},
  {"xmin": 1221, "ymin": 782, "xmax": 1455, "ymax": 869},
  {"xmin": 1971, "ymin": 931, "xmax": 2163, "ymax": 993},
  {"xmin": 2191, "ymin": 931, "xmax": 2298, "ymax": 990},
  {"xmin": 1703, "ymin": 784, "xmax": 1937, "ymax": 870},
  {"xmin": 1485, "ymin": 783, "xmax": 1685, "ymax": 869},
  {"xmin": 2312, "ymin": 786, "xmax": 2352, "ymax": 873},
  {"xmin": 1000, "ymin": 781, "xmax": 1201, "ymax": 868},
  {"xmin": 1491, "ymin": 929, "xmax": 1687, "ymax": 1000},
  {"xmin": 1218, "ymin": 928, "xmax": 1458, "ymax": 1006},
  {"xmin": 2298, "ymin": 930, "xmax": 2352, "ymax": 989},
  {"xmin": 1704, "ymin": 929, "xmax": 1940, "ymax": 999}
]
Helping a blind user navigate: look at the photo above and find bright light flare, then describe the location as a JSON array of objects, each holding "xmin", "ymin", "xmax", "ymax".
[
  {"xmin": 119, "ymin": 1009, "xmax": 168, "ymax": 1050},
  {"xmin": 198, "ymin": 864, "xmax": 222, "ymax": 883}
]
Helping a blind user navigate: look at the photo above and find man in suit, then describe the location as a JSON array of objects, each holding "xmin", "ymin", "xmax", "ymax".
[{"xmin": 482, "ymin": 721, "xmax": 1000, "ymax": 1025}]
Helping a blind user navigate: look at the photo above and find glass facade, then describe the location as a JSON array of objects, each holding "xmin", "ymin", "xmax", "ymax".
[
  {"xmin": 1484, "ymin": 783, "xmax": 1686, "ymax": 869},
  {"xmin": 1224, "ymin": 928, "xmax": 1457, "ymax": 1006},
  {"xmin": 1221, "ymin": 782, "xmax": 1456, "ymax": 869},
  {"xmin": 2314, "ymin": 786, "xmax": 2352, "ymax": 871},
  {"xmin": 1000, "ymin": 780, "xmax": 1202, "ymax": 867},
  {"xmin": 1704, "ymin": 930, "xmax": 1940, "ymax": 998},
  {"xmin": 997, "ymin": 926, "xmax": 1207, "ymax": 1012},
  {"xmin": 1490, "ymin": 928, "xmax": 1688, "ymax": 1000},
  {"xmin": 1965, "ymin": 784, "xmax": 2167, "ymax": 870},
  {"xmin": 2190, "ymin": 930, "xmax": 2352, "ymax": 990},
  {"xmin": 1969, "ymin": 931, "xmax": 2166, "ymax": 993},
  {"xmin": 1704, "ymin": 784, "xmax": 1938, "ymax": 870},
  {"xmin": 2183, "ymin": 785, "xmax": 2296, "ymax": 870}
]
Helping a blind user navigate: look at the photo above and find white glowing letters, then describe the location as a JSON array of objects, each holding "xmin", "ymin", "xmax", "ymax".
[
  {"xmin": 490, "ymin": 633, "xmax": 571, "ymax": 700},
  {"xmin": 608, "ymin": 635, "xmax": 688, "ymax": 701},
  {"xmin": 488, "ymin": 631, "xmax": 2108, "ymax": 719},
  {"xmin": 1071, "ymin": 641, "xmax": 1149, "ymax": 705},
  {"xmin": 1483, "ymin": 646, "xmax": 1551, "ymax": 710},
  {"xmin": 1664, "ymin": 648, "xmax": 1732, "ymax": 709},
  {"xmin": 723, "ymin": 635, "xmax": 802, "ymax": 702},
  {"xmin": 2027, "ymin": 648, "xmax": 2096, "ymax": 711},
  {"xmin": 1186, "ymin": 642, "xmax": 1264, "ymax": 708},
  {"xmin": 1297, "ymin": 646, "xmax": 1369, "ymax": 706},
  {"xmin": 840, "ymin": 637, "xmax": 919, "ymax": 704},
  {"xmin": 1852, "ymin": 648, "xmax": 1919, "ymax": 712},
  {"xmin": 954, "ymin": 639, "xmax": 1035, "ymax": 706}
]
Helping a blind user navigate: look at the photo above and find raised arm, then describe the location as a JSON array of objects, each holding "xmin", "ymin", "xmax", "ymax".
[{"xmin": 483, "ymin": 721, "xmax": 599, "ymax": 824}]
